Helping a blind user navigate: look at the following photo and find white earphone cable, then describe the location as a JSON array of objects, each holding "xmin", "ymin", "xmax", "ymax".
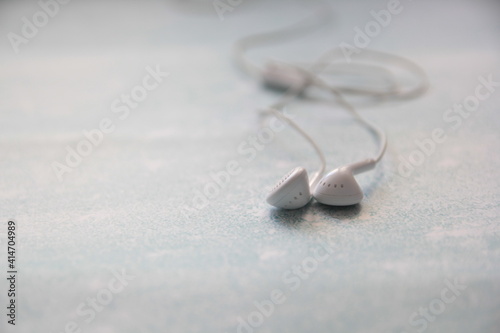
[
  {"xmin": 311, "ymin": 48, "xmax": 429, "ymax": 101},
  {"xmin": 234, "ymin": 7, "xmax": 428, "ymax": 184},
  {"xmin": 311, "ymin": 76, "xmax": 387, "ymax": 163},
  {"xmin": 233, "ymin": 5, "xmax": 333, "ymax": 79}
]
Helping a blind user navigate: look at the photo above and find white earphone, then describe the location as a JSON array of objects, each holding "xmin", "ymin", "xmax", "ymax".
[{"xmin": 233, "ymin": 8, "xmax": 428, "ymax": 210}]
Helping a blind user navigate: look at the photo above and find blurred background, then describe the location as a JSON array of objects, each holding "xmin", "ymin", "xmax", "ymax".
[{"xmin": 0, "ymin": 0, "xmax": 499, "ymax": 332}]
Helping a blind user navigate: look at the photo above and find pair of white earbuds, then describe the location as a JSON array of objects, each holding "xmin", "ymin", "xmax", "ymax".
[
  {"xmin": 261, "ymin": 62, "xmax": 386, "ymax": 209},
  {"xmin": 233, "ymin": 9, "xmax": 428, "ymax": 210},
  {"xmin": 267, "ymin": 162, "xmax": 375, "ymax": 209}
]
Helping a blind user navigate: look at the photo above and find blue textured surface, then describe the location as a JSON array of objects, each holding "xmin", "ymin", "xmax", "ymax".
[{"xmin": 0, "ymin": 1, "xmax": 499, "ymax": 332}]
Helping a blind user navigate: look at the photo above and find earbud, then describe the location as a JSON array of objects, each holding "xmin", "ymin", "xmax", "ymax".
[
  {"xmin": 313, "ymin": 159, "xmax": 375, "ymax": 206},
  {"xmin": 266, "ymin": 167, "xmax": 312, "ymax": 209},
  {"xmin": 313, "ymin": 167, "xmax": 362, "ymax": 206},
  {"xmin": 234, "ymin": 7, "xmax": 428, "ymax": 213}
]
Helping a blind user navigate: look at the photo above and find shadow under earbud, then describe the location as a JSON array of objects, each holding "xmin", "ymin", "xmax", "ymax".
[
  {"xmin": 269, "ymin": 201, "xmax": 362, "ymax": 228},
  {"xmin": 311, "ymin": 202, "xmax": 362, "ymax": 220},
  {"xmin": 268, "ymin": 203, "xmax": 311, "ymax": 227}
]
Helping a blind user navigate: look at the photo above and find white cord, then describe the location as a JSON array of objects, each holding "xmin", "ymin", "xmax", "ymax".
[
  {"xmin": 312, "ymin": 76, "xmax": 387, "ymax": 163},
  {"xmin": 281, "ymin": 60, "xmax": 401, "ymax": 98},
  {"xmin": 311, "ymin": 47, "xmax": 429, "ymax": 101},
  {"xmin": 234, "ymin": 7, "xmax": 428, "ymax": 179},
  {"xmin": 233, "ymin": 5, "xmax": 332, "ymax": 79},
  {"xmin": 262, "ymin": 107, "xmax": 326, "ymax": 188}
]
